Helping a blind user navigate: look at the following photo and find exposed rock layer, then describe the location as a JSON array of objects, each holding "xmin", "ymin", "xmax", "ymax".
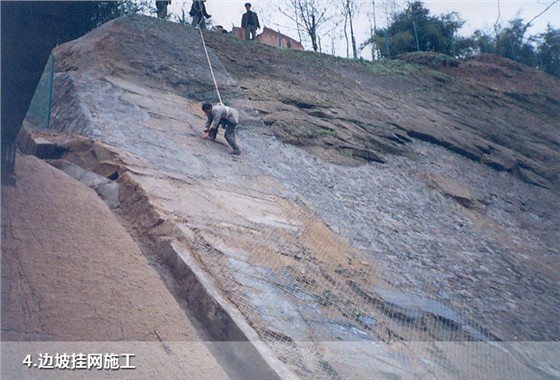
[{"xmin": 9, "ymin": 15, "xmax": 560, "ymax": 380}]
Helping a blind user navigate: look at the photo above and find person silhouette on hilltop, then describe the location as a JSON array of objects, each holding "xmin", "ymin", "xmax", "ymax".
[
  {"xmin": 156, "ymin": 1, "xmax": 171, "ymax": 19},
  {"xmin": 241, "ymin": 3, "xmax": 260, "ymax": 40},
  {"xmin": 189, "ymin": 0, "xmax": 211, "ymax": 29}
]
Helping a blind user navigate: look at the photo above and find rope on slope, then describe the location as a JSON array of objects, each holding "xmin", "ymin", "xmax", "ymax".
[{"xmin": 197, "ymin": 26, "xmax": 223, "ymax": 105}]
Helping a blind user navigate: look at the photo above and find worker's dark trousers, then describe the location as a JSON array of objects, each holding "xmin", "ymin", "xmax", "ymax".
[
  {"xmin": 245, "ymin": 26, "xmax": 257, "ymax": 40},
  {"xmin": 210, "ymin": 120, "xmax": 239, "ymax": 150},
  {"xmin": 224, "ymin": 122, "xmax": 239, "ymax": 150}
]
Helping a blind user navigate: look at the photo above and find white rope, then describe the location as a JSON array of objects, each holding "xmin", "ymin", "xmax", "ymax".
[{"xmin": 197, "ymin": 26, "xmax": 223, "ymax": 105}]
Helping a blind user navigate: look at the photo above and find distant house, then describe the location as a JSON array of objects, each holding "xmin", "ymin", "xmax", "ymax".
[{"xmin": 231, "ymin": 26, "xmax": 304, "ymax": 51}]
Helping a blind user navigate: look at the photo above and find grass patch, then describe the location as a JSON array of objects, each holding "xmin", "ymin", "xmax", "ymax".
[
  {"xmin": 304, "ymin": 126, "xmax": 336, "ymax": 138},
  {"xmin": 366, "ymin": 59, "xmax": 419, "ymax": 76},
  {"xmin": 318, "ymin": 128, "xmax": 336, "ymax": 137}
]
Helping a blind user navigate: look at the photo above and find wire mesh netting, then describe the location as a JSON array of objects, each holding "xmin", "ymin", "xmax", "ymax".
[
  {"xmin": 174, "ymin": 29, "xmax": 558, "ymax": 380},
  {"xmin": 33, "ymin": 17, "xmax": 559, "ymax": 380},
  {"xmin": 24, "ymin": 53, "xmax": 55, "ymax": 130}
]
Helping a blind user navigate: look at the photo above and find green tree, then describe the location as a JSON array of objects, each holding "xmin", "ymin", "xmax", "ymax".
[
  {"xmin": 467, "ymin": 29, "xmax": 497, "ymax": 55},
  {"xmin": 495, "ymin": 18, "xmax": 537, "ymax": 66},
  {"xmin": 365, "ymin": 1, "xmax": 464, "ymax": 58},
  {"xmin": 454, "ymin": 22, "xmax": 559, "ymax": 79},
  {"xmin": 536, "ymin": 25, "xmax": 560, "ymax": 78},
  {"xmin": 57, "ymin": 2, "xmax": 120, "ymax": 43},
  {"xmin": 52, "ymin": 1, "xmax": 149, "ymax": 43}
]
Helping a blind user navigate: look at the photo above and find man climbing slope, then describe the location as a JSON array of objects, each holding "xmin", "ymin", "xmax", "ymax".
[{"xmin": 201, "ymin": 102, "xmax": 241, "ymax": 155}]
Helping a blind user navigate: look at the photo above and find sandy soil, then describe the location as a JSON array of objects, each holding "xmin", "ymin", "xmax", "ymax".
[{"xmin": 1, "ymin": 154, "xmax": 229, "ymax": 379}]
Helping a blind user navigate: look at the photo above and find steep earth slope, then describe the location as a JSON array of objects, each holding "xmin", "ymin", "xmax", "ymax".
[
  {"xmin": 8, "ymin": 15, "xmax": 560, "ymax": 380},
  {"xmin": 207, "ymin": 37, "xmax": 560, "ymax": 191}
]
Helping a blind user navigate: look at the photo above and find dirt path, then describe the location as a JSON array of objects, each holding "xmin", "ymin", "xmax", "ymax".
[{"xmin": 1, "ymin": 154, "xmax": 229, "ymax": 379}]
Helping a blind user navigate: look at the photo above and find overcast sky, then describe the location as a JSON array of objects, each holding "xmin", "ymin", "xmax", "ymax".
[{"xmin": 163, "ymin": 0, "xmax": 560, "ymax": 54}]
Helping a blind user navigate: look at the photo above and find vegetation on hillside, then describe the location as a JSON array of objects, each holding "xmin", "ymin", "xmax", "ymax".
[
  {"xmin": 43, "ymin": 0, "xmax": 560, "ymax": 78},
  {"xmin": 361, "ymin": 1, "xmax": 560, "ymax": 78}
]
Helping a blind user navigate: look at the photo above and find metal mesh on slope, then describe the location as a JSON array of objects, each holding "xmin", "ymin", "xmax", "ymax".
[
  {"xmin": 31, "ymin": 18, "xmax": 557, "ymax": 379},
  {"xmin": 178, "ymin": 29, "xmax": 552, "ymax": 380}
]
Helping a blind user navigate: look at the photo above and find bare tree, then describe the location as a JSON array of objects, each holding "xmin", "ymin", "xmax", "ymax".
[
  {"xmin": 329, "ymin": 32, "xmax": 337, "ymax": 55},
  {"xmin": 495, "ymin": 0, "xmax": 559, "ymax": 36},
  {"xmin": 359, "ymin": 0, "xmax": 380, "ymax": 60},
  {"xmin": 343, "ymin": 8, "xmax": 349, "ymax": 58},
  {"xmin": 369, "ymin": 0, "xmax": 378, "ymax": 60},
  {"xmin": 280, "ymin": 0, "xmax": 334, "ymax": 52},
  {"xmin": 380, "ymin": 0, "xmax": 397, "ymax": 26},
  {"xmin": 341, "ymin": 0, "xmax": 360, "ymax": 58},
  {"xmin": 255, "ymin": 4, "xmax": 274, "ymax": 30},
  {"xmin": 524, "ymin": 0, "xmax": 560, "ymax": 30},
  {"xmin": 371, "ymin": 0, "xmax": 377, "ymax": 32},
  {"xmin": 295, "ymin": 6, "xmax": 305, "ymax": 43},
  {"xmin": 325, "ymin": 27, "xmax": 345, "ymax": 56},
  {"xmin": 494, "ymin": 0, "xmax": 502, "ymax": 36}
]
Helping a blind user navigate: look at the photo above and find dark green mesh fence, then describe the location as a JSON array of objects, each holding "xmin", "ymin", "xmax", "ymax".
[{"xmin": 24, "ymin": 53, "xmax": 55, "ymax": 130}]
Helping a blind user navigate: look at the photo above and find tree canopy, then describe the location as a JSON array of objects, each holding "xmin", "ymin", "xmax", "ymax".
[
  {"xmin": 369, "ymin": 1, "xmax": 464, "ymax": 58},
  {"xmin": 461, "ymin": 19, "xmax": 560, "ymax": 78},
  {"xmin": 536, "ymin": 26, "xmax": 560, "ymax": 78},
  {"xmin": 361, "ymin": 1, "xmax": 560, "ymax": 79}
]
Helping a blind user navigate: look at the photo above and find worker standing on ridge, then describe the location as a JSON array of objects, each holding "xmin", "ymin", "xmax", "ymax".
[
  {"xmin": 189, "ymin": 0, "xmax": 211, "ymax": 29},
  {"xmin": 156, "ymin": 1, "xmax": 171, "ymax": 19},
  {"xmin": 241, "ymin": 3, "xmax": 260, "ymax": 40},
  {"xmin": 201, "ymin": 102, "xmax": 241, "ymax": 155}
]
